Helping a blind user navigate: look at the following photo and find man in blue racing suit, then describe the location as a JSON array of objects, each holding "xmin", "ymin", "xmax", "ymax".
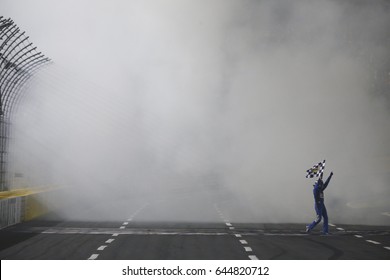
[{"xmin": 306, "ymin": 171, "xmax": 334, "ymax": 234}]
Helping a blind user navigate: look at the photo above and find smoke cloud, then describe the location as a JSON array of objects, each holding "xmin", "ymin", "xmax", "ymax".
[{"xmin": 3, "ymin": 0, "xmax": 390, "ymax": 225}]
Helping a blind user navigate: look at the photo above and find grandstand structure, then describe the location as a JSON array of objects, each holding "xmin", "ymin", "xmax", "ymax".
[{"xmin": 0, "ymin": 16, "xmax": 51, "ymax": 191}]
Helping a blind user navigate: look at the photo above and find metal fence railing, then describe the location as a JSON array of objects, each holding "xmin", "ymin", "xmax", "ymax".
[
  {"xmin": 0, "ymin": 187, "xmax": 60, "ymax": 229},
  {"xmin": 0, "ymin": 196, "xmax": 22, "ymax": 229},
  {"xmin": 0, "ymin": 16, "xmax": 51, "ymax": 191}
]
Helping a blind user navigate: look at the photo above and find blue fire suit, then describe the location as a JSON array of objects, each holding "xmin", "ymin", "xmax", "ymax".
[{"xmin": 307, "ymin": 173, "xmax": 333, "ymax": 233}]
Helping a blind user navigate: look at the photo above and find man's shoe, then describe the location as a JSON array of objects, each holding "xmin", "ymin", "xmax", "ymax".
[{"xmin": 305, "ymin": 226, "xmax": 310, "ymax": 233}]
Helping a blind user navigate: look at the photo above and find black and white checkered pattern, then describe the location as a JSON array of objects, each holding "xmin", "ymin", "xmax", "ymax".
[{"xmin": 306, "ymin": 160, "xmax": 326, "ymax": 178}]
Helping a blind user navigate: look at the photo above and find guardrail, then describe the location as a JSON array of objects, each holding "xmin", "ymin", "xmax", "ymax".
[
  {"xmin": 0, "ymin": 187, "xmax": 57, "ymax": 229},
  {"xmin": 0, "ymin": 196, "xmax": 22, "ymax": 229}
]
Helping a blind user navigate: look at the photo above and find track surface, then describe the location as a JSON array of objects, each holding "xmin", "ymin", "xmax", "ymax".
[
  {"xmin": 1, "ymin": 219, "xmax": 389, "ymax": 260},
  {"xmin": 1, "ymin": 188, "xmax": 390, "ymax": 260}
]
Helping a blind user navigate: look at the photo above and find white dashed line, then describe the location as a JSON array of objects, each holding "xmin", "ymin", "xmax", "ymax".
[
  {"xmin": 381, "ymin": 212, "xmax": 390, "ymax": 217},
  {"xmin": 354, "ymin": 235, "xmax": 363, "ymax": 238},
  {"xmin": 215, "ymin": 202, "xmax": 258, "ymax": 260},
  {"xmin": 366, "ymin": 240, "xmax": 381, "ymax": 245},
  {"xmin": 88, "ymin": 254, "xmax": 99, "ymax": 260},
  {"xmin": 128, "ymin": 204, "xmax": 148, "ymax": 221},
  {"xmin": 87, "ymin": 206, "xmax": 149, "ymax": 261},
  {"xmin": 384, "ymin": 247, "xmax": 390, "ymax": 251},
  {"xmin": 329, "ymin": 223, "xmax": 336, "ymax": 227},
  {"xmin": 336, "ymin": 227, "xmax": 345, "ymax": 231}
]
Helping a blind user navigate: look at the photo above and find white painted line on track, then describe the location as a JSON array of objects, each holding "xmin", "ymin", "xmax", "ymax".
[
  {"xmin": 128, "ymin": 204, "xmax": 148, "ymax": 221},
  {"xmin": 366, "ymin": 240, "xmax": 381, "ymax": 245},
  {"xmin": 381, "ymin": 212, "xmax": 390, "ymax": 217},
  {"xmin": 86, "ymin": 205, "xmax": 149, "ymax": 261},
  {"xmin": 88, "ymin": 254, "xmax": 99, "ymax": 260},
  {"xmin": 384, "ymin": 247, "xmax": 390, "ymax": 250},
  {"xmin": 329, "ymin": 223, "xmax": 336, "ymax": 227},
  {"xmin": 215, "ymin": 202, "xmax": 259, "ymax": 259},
  {"xmin": 354, "ymin": 235, "xmax": 363, "ymax": 238},
  {"xmin": 336, "ymin": 227, "xmax": 345, "ymax": 231}
]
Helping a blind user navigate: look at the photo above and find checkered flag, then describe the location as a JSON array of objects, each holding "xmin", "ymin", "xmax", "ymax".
[{"xmin": 306, "ymin": 160, "xmax": 326, "ymax": 178}]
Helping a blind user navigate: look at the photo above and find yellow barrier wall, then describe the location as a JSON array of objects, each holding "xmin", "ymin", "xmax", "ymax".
[
  {"xmin": 24, "ymin": 194, "xmax": 50, "ymax": 221},
  {"xmin": 0, "ymin": 187, "xmax": 56, "ymax": 222}
]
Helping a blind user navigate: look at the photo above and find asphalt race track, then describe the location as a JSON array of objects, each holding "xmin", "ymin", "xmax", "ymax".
[
  {"xmin": 1, "ymin": 219, "xmax": 389, "ymax": 260},
  {"xmin": 1, "ymin": 187, "xmax": 390, "ymax": 260}
]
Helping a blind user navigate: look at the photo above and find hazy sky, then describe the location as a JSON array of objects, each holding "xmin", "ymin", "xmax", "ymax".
[{"xmin": 2, "ymin": 0, "xmax": 390, "ymax": 224}]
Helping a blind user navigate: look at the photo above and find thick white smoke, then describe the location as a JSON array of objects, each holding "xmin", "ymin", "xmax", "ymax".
[{"xmin": 3, "ymin": 0, "xmax": 390, "ymax": 224}]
